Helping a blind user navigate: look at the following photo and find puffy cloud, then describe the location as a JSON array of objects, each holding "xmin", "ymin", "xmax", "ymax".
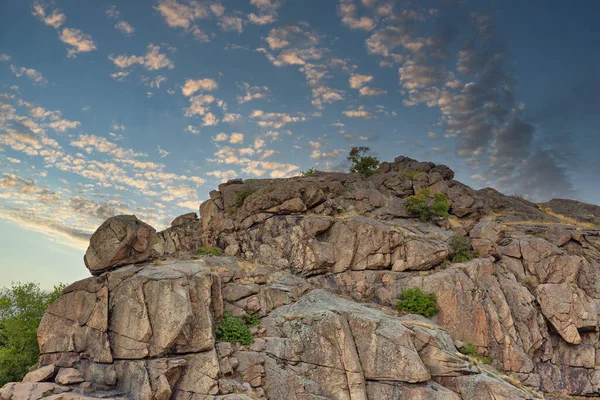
[
  {"xmin": 206, "ymin": 169, "xmax": 238, "ymax": 182},
  {"xmin": 184, "ymin": 94, "xmax": 215, "ymax": 117},
  {"xmin": 311, "ymin": 148, "xmax": 342, "ymax": 160},
  {"xmin": 214, "ymin": 132, "xmax": 228, "ymax": 142},
  {"xmin": 229, "ymin": 133, "xmax": 244, "ymax": 144},
  {"xmin": 155, "ymin": 0, "xmax": 210, "ymax": 29},
  {"xmin": 248, "ymin": 0, "xmax": 281, "ymax": 25},
  {"xmin": 115, "ymin": 21, "xmax": 135, "ymax": 35},
  {"xmin": 342, "ymin": 105, "xmax": 375, "ymax": 119},
  {"xmin": 110, "ymin": 44, "xmax": 174, "ymax": 71},
  {"xmin": 10, "ymin": 65, "xmax": 47, "ymax": 85},
  {"xmin": 203, "ymin": 112, "xmax": 218, "ymax": 126},
  {"xmin": 32, "ymin": 3, "xmax": 66, "ymax": 28},
  {"xmin": 110, "ymin": 71, "xmax": 130, "ymax": 81},
  {"xmin": 182, "ymin": 78, "xmax": 218, "ymax": 96},
  {"xmin": 59, "ymin": 28, "xmax": 97, "ymax": 58},
  {"xmin": 311, "ymin": 85, "xmax": 344, "ymax": 109},
  {"xmin": 399, "ymin": 61, "xmax": 446, "ymax": 89},
  {"xmin": 236, "ymin": 82, "xmax": 270, "ymax": 104},
  {"xmin": 349, "ymin": 73, "xmax": 373, "ymax": 89},
  {"xmin": 0, "ymin": 54, "xmax": 10, "ymax": 62},
  {"xmin": 338, "ymin": 1, "xmax": 375, "ymax": 31},
  {"xmin": 222, "ymin": 113, "xmax": 241, "ymax": 124}
]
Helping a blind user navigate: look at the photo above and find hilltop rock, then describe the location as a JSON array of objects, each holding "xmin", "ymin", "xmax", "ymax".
[{"xmin": 6, "ymin": 155, "xmax": 600, "ymax": 399}]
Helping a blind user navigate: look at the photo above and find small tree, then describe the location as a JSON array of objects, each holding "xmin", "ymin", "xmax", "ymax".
[
  {"xmin": 406, "ymin": 188, "xmax": 450, "ymax": 221},
  {"xmin": 347, "ymin": 147, "xmax": 379, "ymax": 176},
  {"xmin": 301, "ymin": 168, "xmax": 317, "ymax": 177},
  {"xmin": 0, "ymin": 282, "xmax": 65, "ymax": 385}
]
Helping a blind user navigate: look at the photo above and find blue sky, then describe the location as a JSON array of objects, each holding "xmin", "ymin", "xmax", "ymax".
[{"xmin": 1, "ymin": 0, "xmax": 599, "ymax": 289}]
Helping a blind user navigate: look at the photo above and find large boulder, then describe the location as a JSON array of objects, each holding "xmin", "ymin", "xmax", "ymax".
[{"xmin": 84, "ymin": 215, "xmax": 162, "ymax": 274}]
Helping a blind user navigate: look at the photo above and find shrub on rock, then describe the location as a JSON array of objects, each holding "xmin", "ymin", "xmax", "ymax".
[
  {"xmin": 198, "ymin": 246, "xmax": 223, "ymax": 256},
  {"xmin": 406, "ymin": 188, "xmax": 450, "ymax": 221},
  {"xmin": 215, "ymin": 311, "xmax": 256, "ymax": 345},
  {"xmin": 449, "ymin": 234, "xmax": 476, "ymax": 263},
  {"xmin": 396, "ymin": 288, "xmax": 438, "ymax": 318}
]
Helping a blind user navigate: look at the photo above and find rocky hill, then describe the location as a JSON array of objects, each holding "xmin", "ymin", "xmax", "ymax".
[{"xmin": 2, "ymin": 156, "xmax": 600, "ymax": 400}]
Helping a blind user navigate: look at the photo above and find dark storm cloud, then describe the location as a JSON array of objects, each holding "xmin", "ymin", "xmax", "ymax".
[{"xmin": 357, "ymin": 0, "xmax": 574, "ymax": 201}]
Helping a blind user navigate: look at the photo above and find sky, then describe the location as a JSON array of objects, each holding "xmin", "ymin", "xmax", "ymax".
[{"xmin": 0, "ymin": 0, "xmax": 599, "ymax": 289}]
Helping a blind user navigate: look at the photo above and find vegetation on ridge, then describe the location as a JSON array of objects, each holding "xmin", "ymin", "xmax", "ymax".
[
  {"xmin": 348, "ymin": 146, "xmax": 380, "ymax": 176},
  {"xmin": 0, "ymin": 282, "xmax": 65, "ymax": 386},
  {"xmin": 198, "ymin": 246, "xmax": 223, "ymax": 256}
]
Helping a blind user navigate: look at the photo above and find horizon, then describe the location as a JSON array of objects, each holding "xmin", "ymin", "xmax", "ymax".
[{"xmin": 1, "ymin": 0, "xmax": 599, "ymax": 289}]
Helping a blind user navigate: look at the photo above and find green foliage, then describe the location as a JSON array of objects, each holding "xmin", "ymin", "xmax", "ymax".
[
  {"xmin": 242, "ymin": 313, "xmax": 261, "ymax": 327},
  {"xmin": 396, "ymin": 288, "xmax": 438, "ymax": 318},
  {"xmin": 347, "ymin": 146, "xmax": 379, "ymax": 176},
  {"xmin": 215, "ymin": 311, "xmax": 259, "ymax": 345},
  {"xmin": 405, "ymin": 188, "xmax": 450, "ymax": 221},
  {"xmin": 0, "ymin": 282, "xmax": 66, "ymax": 386},
  {"xmin": 449, "ymin": 234, "xmax": 476, "ymax": 263},
  {"xmin": 402, "ymin": 169, "xmax": 423, "ymax": 180},
  {"xmin": 459, "ymin": 342, "xmax": 492, "ymax": 364},
  {"xmin": 198, "ymin": 247, "xmax": 223, "ymax": 256},
  {"xmin": 236, "ymin": 189, "xmax": 255, "ymax": 208},
  {"xmin": 300, "ymin": 168, "xmax": 317, "ymax": 177}
]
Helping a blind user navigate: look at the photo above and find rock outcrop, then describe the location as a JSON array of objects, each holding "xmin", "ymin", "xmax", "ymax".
[{"xmin": 3, "ymin": 155, "xmax": 600, "ymax": 400}]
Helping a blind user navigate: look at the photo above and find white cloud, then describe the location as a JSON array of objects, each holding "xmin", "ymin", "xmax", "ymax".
[
  {"xmin": 158, "ymin": 146, "xmax": 170, "ymax": 158},
  {"xmin": 110, "ymin": 71, "xmax": 130, "ymax": 81},
  {"xmin": 59, "ymin": 28, "xmax": 97, "ymax": 58},
  {"xmin": 428, "ymin": 131, "xmax": 439, "ymax": 139},
  {"xmin": 248, "ymin": 0, "xmax": 281, "ymax": 25},
  {"xmin": 10, "ymin": 65, "xmax": 47, "ymax": 85},
  {"xmin": 0, "ymin": 54, "xmax": 10, "ymax": 62},
  {"xmin": 106, "ymin": 5, "xmax": 120, "ymax": 19},
  {"xmin": 349, "ymin": 73, "xmax": 373, "ymax": 89},
  {"xmin": 184, "ymin": 94, "xmax": 215, "ymax": 117},
  {"xmin": 182, "ymin": 78, "xmax": 218, "ymax": 96},
  {"xmin": 203, "ymin": 112, "xmax": 218, "ymax": 126},
  {"xmin": 338, "ymin": 1, "xmax": 375, "ymax": 31},
  {"xmin": 155, "ymin": 0, "xmax": 212, "ymax": 41},
  {"xmin": 214, "ymin": 133, "xmax": 228, "ymax": 142},
  {"xmin": 229, "ymin": 133, "xmax": 244, "ymax": 144},
  {"xmin": 115, "ymin": 21, "xmax": 135, "ymax": 35},
  {"xmin": 342, "ymin": 105, "xmax": 375, "ymax": 119},
  {"xmin": 206, "ymin": 169, "xmax": 238, "ymax": 182},
  {"xmin": 250, "ymin": 110, "xmax": 307, "ymax": 129},
  {"xmin": 210, "ymin": 4, "xmax": 225, "ymax": 17},
  {"xmin": 222, "ymin": 113, "xmax": 241, "ymax": 124},
  {"xmin": 148, "ymin": 75, "xmax": 168, "ymax": 88},
  {"xmin": 187, "ymin": 125, "xmax": 200, "ymax": 134},
  {"xmin": 218, "ymin": 16, "xmax": 243, "ymax": 33},
  {"xmin": 359, "ymin": 86, "xmax": 386, "ymax": 96},
  {"xmin": 110, "ymin": 44, "xmax": 174, "ymax": 71},
  {"xmin": 32, "ymin": 3, "xmax": 66, "ymax": 29},
  {"xmin": 237, "ymin": 82, "xmax": 270, "ymax": 104}
]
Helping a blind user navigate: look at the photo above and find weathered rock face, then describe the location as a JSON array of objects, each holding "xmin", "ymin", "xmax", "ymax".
[
  {"xmin": 5, "ymin": 155, "xmax": 600, "ymax": 400},
  {"xmin": 4, "ymin": 259, "xmax": 539, "ymax": 400}
]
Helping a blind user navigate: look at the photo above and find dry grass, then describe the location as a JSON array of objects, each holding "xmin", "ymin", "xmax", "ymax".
[
  {"xmin": 400, "ymin": 320, "xmax": 437, "ymax": 330},
  {"xmin": 540, "ymin": 207, "xmax": 598, "ymax": 229}
]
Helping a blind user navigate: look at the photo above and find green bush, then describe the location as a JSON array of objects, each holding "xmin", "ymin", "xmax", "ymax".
[
  {"xmin": 236, "ymin": 189, "xmax": 255, "ymax": 208},
  {"xmin": 215, "ymin": 311, "xmax": 259, "ymax": 345},
  {"xmin": 198, "ymin": 247, "xmax": 223, "ymax": 256},
  {"xmin": 449, "ymin": 234, "xmax": 476, "ymax": 263},
  {"xmin": 396, "ymin": 288, "xmax": 438, "ymax": 318},
  {"xmin": 301, "ymin": 168, "xmax": 317, "ymax": 177},
  {"xmin": 459, "ymin": 342, "xmax": 491, "ymax": 364},
  {"xmin": 402, "ymin": 169, "xmax": 423, "ymax": 180},
  {"xmin": 347, "ymin": 146, "xmax": 379, "ymax": 176},
  {"xmin": 406, "ymin": 188, "xmax": 450, "ymax": 221},
  {"xmin": 0, "ymin": 282, "xmax": 65, "ymax": 386}
]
